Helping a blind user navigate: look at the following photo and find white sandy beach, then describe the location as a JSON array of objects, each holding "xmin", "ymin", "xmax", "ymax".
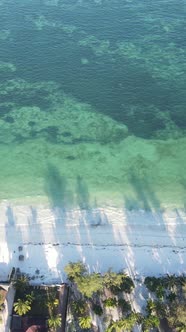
[{"xmin": 0, "ymin": 200, "xmax": 186, "ymax": 284}]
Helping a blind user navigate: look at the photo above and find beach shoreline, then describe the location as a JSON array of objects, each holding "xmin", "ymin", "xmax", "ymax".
[{"xmin": 0, "ymin": 200, "xmax": 186, "ymax": 283}]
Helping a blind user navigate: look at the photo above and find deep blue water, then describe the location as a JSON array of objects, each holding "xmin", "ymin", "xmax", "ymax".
[{"xmin": 0, "ymin": 0, "xmax": 185, "ymax": 138}]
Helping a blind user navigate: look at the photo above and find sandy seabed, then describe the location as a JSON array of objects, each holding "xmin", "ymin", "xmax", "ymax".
[{"xmin": 0, "ymin": 200, "xmax": 186, "ymax": 284}]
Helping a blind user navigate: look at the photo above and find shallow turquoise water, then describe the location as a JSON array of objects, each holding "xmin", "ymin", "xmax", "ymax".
[{"xmin": 0, "ymin": 0, "xmax": 185, "ymax": 207}]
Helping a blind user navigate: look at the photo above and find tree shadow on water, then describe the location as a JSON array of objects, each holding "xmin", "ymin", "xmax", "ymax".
[
  {"xmin": 124, "ymin": 172, "xmax": 161, "ymax": 212},
  {"xmin": 45, "ymin": 163, "xmax": 76, "ymax": 224},
  {"xmin": 75, "ymin": 176, "xmax": 108, "ymax": 227},
  {"xmin": 76, "ymin": 175, "xmax": 90, "ymax": 210},
  {"xmin": 45, "ymin": 163, "xmax": 69, "ymax": 208}
]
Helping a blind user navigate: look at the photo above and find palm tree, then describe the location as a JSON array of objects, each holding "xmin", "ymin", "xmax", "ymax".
[
  {"xmin": 103, "ymin": 270, "xmax": 123, "ymax": 289},
  {"xmin": 76, "ymin": 273, "xmax": 103, "ymax": 298},
  {"xmin": 13, "ymin": 275, "xmax": 29, "ymax": 294},
  {"xmin": 26, "ymin": 292, "xmax": 35, "ymax": 305},
  {"xmin": 64, "ymin": 261, "xmax": 86, "ymax": 281},
  {"xmin": 142, "ymin": 315, "xmax": 160, "ymax": 332},
  {"xmin": 13, "ymin": 299, "xmax": 31, "ymax": 316},
  {"xmin": 47, "ymin": 314, "xmax": 62, "ymax": 331},
  {"xmin": 106, "ymin": 313, "xmax": 142, "ymax": 332},
  {"xmin": 47, "ymin": 297, "xmax": 59, "ymax": 312},
  {"xmin": 164, "ymin": 274, "xmax": 177, "ymax": 291},
  {"xmin": 106, "ymin": 319, "xmax": 132, "ymax": 332},
  {"xmin": 79, "ymin": 316, "xmax": 92, "ymax": 329}
]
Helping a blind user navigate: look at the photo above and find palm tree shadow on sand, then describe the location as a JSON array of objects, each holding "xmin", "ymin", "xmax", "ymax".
[{"xmin": 76, "ymin": 176, "xmax": 108, "ymax": 226}]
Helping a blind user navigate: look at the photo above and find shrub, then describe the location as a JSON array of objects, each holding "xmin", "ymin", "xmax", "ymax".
[
  {"xmin": 46, "ymin": 289, "xmax": 59, "ymax": 313},
  {"xmin": 103, "ymin": 270, "xmax": 123, "ymax": 289},
  {"xmin": 156, "ymin": 285, "xmax": 165, "ymax": 300},
  {"xmin": 26, "ymin": 292, "xmax": 35, "ymax": 305},
  {"xmin": 106, "ymin": 312, "xmax": 142, "ymax": 332},
  {"xmin": 13, "ymin": 299, "xmax": 31, "ymax": 316},
  {"xmin": 64, "ymin": 261, "xmax": 87, "ymax": 281},
  {"xmin": 146, "ymin": 299, "xmax": 157, "ymax": 315},
  {"xmin": 47, "ymin": 298, "xmax": 59, "ymax": 313},
  {"xmin": 48, "ymin": 314, "xmax": 62, "ymax": 331},
  {"xmin": 71, "ymin": 300, "xmax": 87, "ymax": 316},
  {"xmin": 76, "ymin": 273, "xmax": 103, "ymax": 298},
  {"xmin": 103, "ymin": 297, "xmax": 117, "ymax": 308},
  {"xmin": 13, "ymin": 275, "xmax": 29, "ymax": 294},
  {"xmin": 111, "ymin": 275, "xmax": 134, "ymax": 294},
  {"xmin": 146, "ymin": 299, "xmax": 166, "ymax": 319},
  {"xmin": 78, "ymin": 316, "xmax": 92, "ymax": 329},
  {"xmin": 142, "ymin": 315, "xmax": 160, "ymax": 332}
]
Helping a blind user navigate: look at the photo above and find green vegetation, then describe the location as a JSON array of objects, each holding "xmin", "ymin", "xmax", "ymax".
[
  {"xmin": 103, "ymin": 297, "xmax": 117, "ymax": 308},
  {"xmin": 65, "ymin": 263, "xmax": 186, "ymax": 331},
  {"xmin": 13, "ymin": 275, "xmax": 61, "ymax": 331},
  {"xmin": 111, "ymin": 275, "xmax": 134, "ymax": 294},
  {"xmin": 103, "ymin": 270, "xmax": 124, "ymax": 289},
  {"xmin": 167, "ymin": 303, "xmax": 186, "ymax": 332},
  {"xmin": 13, "ymin": 278, "xmax": 34, "ymax": 316},
  {"xmin": 75, "ymin": 274, "xmax": 103, "ymax": 298},
  {"xmin": 47, "ymin": 314, "xmax": 62, "ymax": 331},
  {"xmin": 13, "ymin": 298, "xmax": 32, "ymax": 316},
  {"xmin": 142, "ymin": 315, "xmax": 160, "ymax": 332},
  {"xmin": 65, "ymin": 262, "xmax": 137, "ymax": 331},
  {"xmin": 71, "ymin": 300, "xmax": 88, "ymax": 316},
  {"xmin": 144, "ymin": 275, "xmax": 186, "ymax": 332},
  {"xmin": 78, "ymin": 316, "xmax": 92, "ymax": 329},
  {"xmin": 11, "ymin": 270, "xmax": 186, "ymax": 331},
  {"xmin": 65, "ymin": 263, "xmax": 135, "ymax": 299},
  {"xmin": 65, "ymin": 261, "xmax": 103, "ymax": 297},
  {"xmin": 47, "ymin": 297, "xmax": 59, "ymax": 311},
  {"xmin": 106, "ymin": 313, "xmax": 141, "ymax": 332},
  {"xmin": 13, "ymin": 275, "xmax": 29, "ymax": 294},
  {"xmin": 103, "ymin": 297, "xmax": 131, "ymax": 314},
  {"xmin": 64, "ymin": 261, "xmax": 87, "ymax": 281},
  {"xmin": 46, "ymin": 289, "xmax": 61, "ymax": 331}
]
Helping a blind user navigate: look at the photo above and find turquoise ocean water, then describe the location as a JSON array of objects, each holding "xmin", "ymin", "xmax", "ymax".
[{"xmin": 0, "ymin": 0, "xmax": 185, "ymax": 208}]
